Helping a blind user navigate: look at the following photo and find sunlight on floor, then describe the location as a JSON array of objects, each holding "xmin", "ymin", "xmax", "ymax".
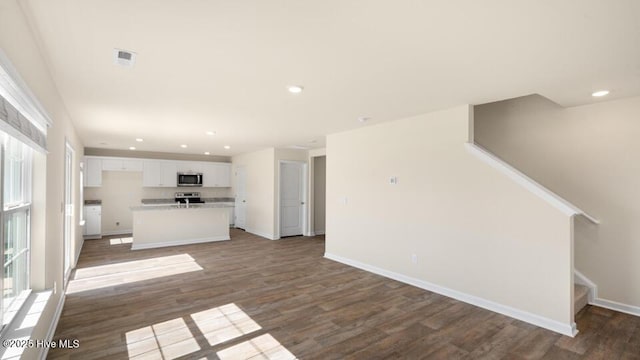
[
  {"xmin": 126, "ymin": 318, "xmax": 200, "ymax": 359},
  {"xmin": 217, "ymin": 334, "xmax": 296, "ymax": 360},
  {"xmin": 125, "ymin": 303, "xmax": 295, "ymax": 359},
  {"xmin": 191, "ymin": 303, "xmax": 261, "ymax": 347},
  {"xmin": 109, "ymin": 237, "xmax": 133, "ymax": 245},
  {"xmin": 66, "ymin": 254, "xmax": 202, "ymax": 294}
]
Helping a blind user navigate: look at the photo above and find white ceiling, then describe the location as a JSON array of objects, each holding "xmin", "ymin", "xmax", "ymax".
[{"xmin": 22, "ymin": 0, "xmax": 640, "ymax": 156}]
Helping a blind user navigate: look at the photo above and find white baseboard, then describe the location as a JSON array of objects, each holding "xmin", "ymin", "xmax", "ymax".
[
  {"xmin": 101, "ymin": 229, "xmax": 133, "ymax": 236},
  {"xmin": 131, "ymin": 236, "xmax": 230, "ymax": 250},
  {"xmin": 74, "ymin": 238, "xmax": 84, "ymax": 267},
  {"xmin": 246, "ymin": 228, "xmax": 277, "ymax": 240},
  {"xmin": 314, "ymin": 230, "xmax": 325, "ymax": 235},
  {"xmin": 592, "ymin": 298, "xmax": 640, "ymax": 317},
  {"xmin": 325, "ymin": 252, "xmax": 577, "ymax": 337},
  {"xmin": 39, "ymin": 293, "xmax": 66, "ymax": 360},
  {"xmin": 574, "ymin": 270, "xmax": 640, "ymax": 317}
]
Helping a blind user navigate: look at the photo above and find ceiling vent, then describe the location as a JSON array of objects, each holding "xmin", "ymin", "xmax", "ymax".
[{"xmin": 113, "ymin": 49, "xmax": 137, "ymax": 67}]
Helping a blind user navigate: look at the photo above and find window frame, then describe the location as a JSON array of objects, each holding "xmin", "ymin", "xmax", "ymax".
[{"xmin": 0, "ymin": 135, "xmax": 33, "ymax": 333}]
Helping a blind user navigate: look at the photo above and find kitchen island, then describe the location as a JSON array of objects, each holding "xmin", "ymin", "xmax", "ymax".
[{"xmin": 130, "ymin": 203, "xmax": 233, "ymax": 250}]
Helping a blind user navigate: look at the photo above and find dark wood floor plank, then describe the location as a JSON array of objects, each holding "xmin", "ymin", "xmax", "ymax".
[{"xmin": 49, "ymin": 229, "xmax": 640, "ymax": 359}]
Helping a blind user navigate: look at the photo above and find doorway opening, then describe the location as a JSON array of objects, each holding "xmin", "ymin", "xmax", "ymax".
[{"xmin": 312, "ymin": 156, "xmax": 326, "ymax": 236}]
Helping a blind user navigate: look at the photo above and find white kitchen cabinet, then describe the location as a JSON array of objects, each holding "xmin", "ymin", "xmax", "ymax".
[
  {"xmin": 84, "ymin": 205, "xmax": 102, "ymax": 238},
  {"xmin": 222, "ymin": 204, "xmax": 235, "ymax": 225},
  {"xmin": 160, "ymin": 162, "xmax": 178, "ymax": 187},
  {"xmin": 214, "ymin": 163, "xmax": 231, "ymax": 187},
  {"xmin": 176, "ymin": 161, "xmax": 202, "ymax": 173},
  {"xmin": 142, "ymin": 161, "xmax": 161, "ymax": 187},
  {"xmin": 102, "ymin": 158, "xmax": 143, "ymax": 171},
  {"xmin": 143, "ymin": 160, "xmax": 177, "ymax": 187},
  {"xmin": 202, "ymin": 163, "xmax": 231, "ymax": 187},
  {"xmin": 85, "ymin": 157, "xmax": 102, "ymax": 187}
]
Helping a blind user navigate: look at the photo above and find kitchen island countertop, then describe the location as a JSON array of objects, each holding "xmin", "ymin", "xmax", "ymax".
[{"xmin": 131, "ymin": 203, "xmax": 234, "ymax": 211}]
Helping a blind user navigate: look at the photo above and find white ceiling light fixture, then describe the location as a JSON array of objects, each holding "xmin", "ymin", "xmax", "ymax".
[
  {"xmin": 223, "ymin": 145, "xmax": 231, "ymax": 150},
  {"xmin": 287, "ymin": 85, "xmax": 304, "ymax": 94},
  {"xmin": 358, "ymin": 116, "xmax": 370, "ymax": 123},
  {"xmin": 113, "ymin": 48, "xmax": 137, "ymax": 67},
  {"xmin": 592, "ymin": 90, "xmax": 610, "ymax": 97},
  {"xmin": 135, "ymin": 138, "xmax": 143, "ymax": 142},
  {"xmin": 180, "ymin": 144, "xmax": 188, "ymax": 148},
  {"xmin": 129, "ymin": 146, "xmax": 136, "ymax": 150},
  {"xmin": 206, "ymin": 131, "xmax": 216, "ymax": 136},
  {"xmin": 204, "ymin": 151, "xmax": 210, "ymax": 155}
]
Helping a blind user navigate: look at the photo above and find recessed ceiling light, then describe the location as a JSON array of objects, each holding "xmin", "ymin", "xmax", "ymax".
[
  {"xmin": 129, "ymin": 146, "xmax": 136, "ymax": 150},
  {"xmin": 204, "ymin": 152, "xmax": 210, "ymax": 155},
  {"xmin": 592, "ymin": 90, "xmax": 610, "ymax": 97},
  {"xmin": 180, "ymin": 144, "xmax": 188, "ymax": 148},
  {"xmin": 358, "ymin": 116, "xmax": 370, "ymax": 123},
  {"xmin": 223, "ymin": 145, "xmax": 231, "ymax": 150},
  {"xmin": 135, "ymin": 138, "xmax": 143, "ymax": 142},
  {"xmin": 287, "ymin": 85, "xmax": 304, "ymax": 94},
  {"xmin": 206, "ymin": 131, "xmax": 216, "ymax": 136}
]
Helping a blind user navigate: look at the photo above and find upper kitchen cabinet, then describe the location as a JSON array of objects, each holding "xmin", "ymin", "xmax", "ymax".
[
  {"xmin": 85, "ymin": 157, "xmax": 102, "ymax": 187},
  {"xmin": 202, "ymin": 163, "xmax": 231, "ymax": 187},
  {"xmin": 102, "ymin": 158, "xmax": 143, "ymax": 171},
  {"xmin": 215, "ymin": 163, "xmax": 231, "ymax": 187},
  {"xmin": 143, "ymin": 160, "xmax": 178, "ymax": 187},
  {"xmin": 176, "ymin": 161, "xmax": 203, "ymax": 173}
]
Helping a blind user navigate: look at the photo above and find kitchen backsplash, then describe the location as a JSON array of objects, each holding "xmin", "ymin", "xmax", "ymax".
[{"xmin": 141, "ymin": 187, "xmax": 232, "ymax": 199}]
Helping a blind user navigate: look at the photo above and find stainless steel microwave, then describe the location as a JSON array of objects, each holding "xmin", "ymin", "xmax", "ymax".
[{"xmin": 177, "ymin": 173, "xmax": 203, "ymax": 187}]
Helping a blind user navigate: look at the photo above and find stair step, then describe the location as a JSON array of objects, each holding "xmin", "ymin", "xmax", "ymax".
[{"xmin": 574, "ymin": 284, "xmax": 590, "ymax": 315}]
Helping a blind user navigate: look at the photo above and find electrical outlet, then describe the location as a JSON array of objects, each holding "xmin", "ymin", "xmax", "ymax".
[
  {"xmin": 389, "ymin": 176, "xmax": 398, "ymax": 185},
  {"xmin": 411, "ymin": 254, "xmax": 418, "ymax": 264}
]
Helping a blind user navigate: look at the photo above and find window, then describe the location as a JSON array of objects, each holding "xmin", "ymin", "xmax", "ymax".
[{"xmin": 1, "ymin": 133, "xmax": 32, "ymax": 330}]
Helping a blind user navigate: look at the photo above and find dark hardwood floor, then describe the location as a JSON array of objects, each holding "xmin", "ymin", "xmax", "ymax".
[{"xmin": 49, "ymin": 229, "xmax": 640, "ymax": 359}]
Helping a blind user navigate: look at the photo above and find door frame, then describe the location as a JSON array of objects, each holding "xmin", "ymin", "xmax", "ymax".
[
  {"xmin": 276, "ymin": 160, "xmax": 308, "ymax": 239},
  {"xmin": 63, "ymin": 139, "xmax": 74, "ymax": 285}
]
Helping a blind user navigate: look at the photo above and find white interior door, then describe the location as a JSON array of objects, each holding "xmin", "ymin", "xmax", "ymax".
[
  {"xmin": 280, "ymin": 162, "xmax": 304, "ymax": 237},
  {"xmin": 235, "ymin": 166, "xmax": 247, "ymax": 229}
]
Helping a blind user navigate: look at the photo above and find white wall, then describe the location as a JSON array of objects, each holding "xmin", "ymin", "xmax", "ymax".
[
  {"xmin": 326, "ymin": 105, "xmax": 575, "ymax": 333},
  {"xmin": 84, "ymin": 171, "xmax": 232, "ymax": 234},
  {"xmin": 475, "ymin": 94, "xmax": 640, "ymax": 310},
  {"xmin": 0, "ymin": 0, "xmax": 85, "ymax": 356},
  {"xmin": 313, "ymin": 156, "xmax": 326, "ymax": 234},
  {"xmin": 232, "ymin": 148, "xmax": 276, "ymax": 239},
  {"xmin": 231, "ymin": 148, "xmax": 308, "ymax": 240}
]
